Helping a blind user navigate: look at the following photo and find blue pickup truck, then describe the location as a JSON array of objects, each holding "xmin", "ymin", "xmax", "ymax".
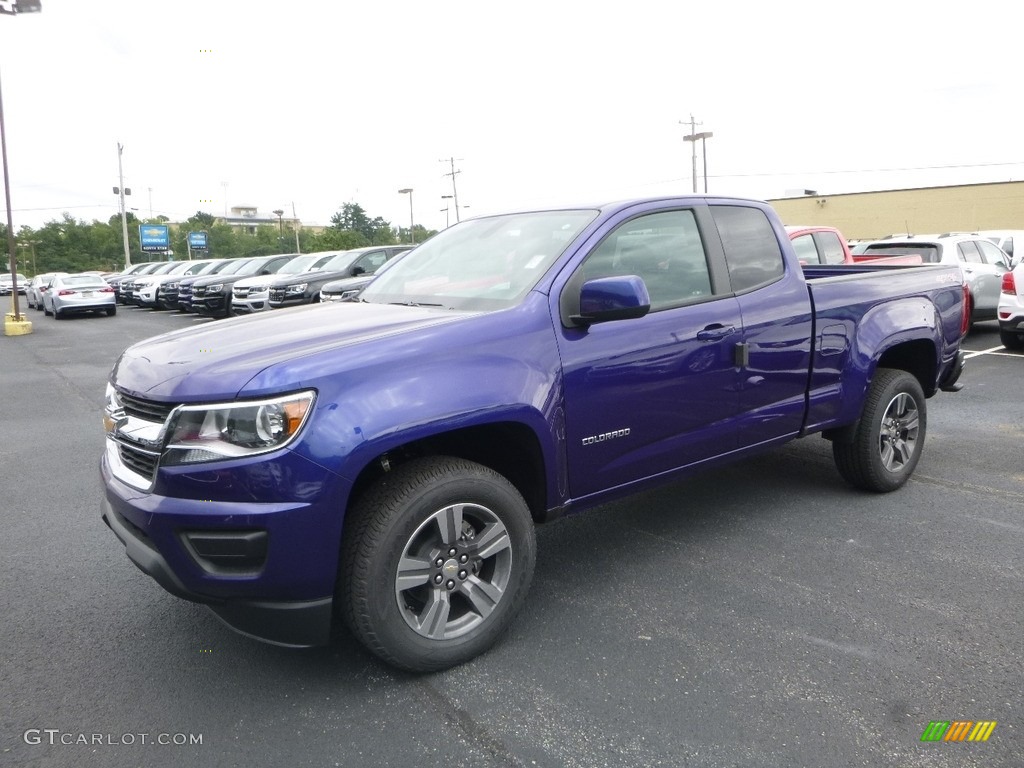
[{"xmin": 101, "ymin": 196, "xmax": 967, "ymax": 671}]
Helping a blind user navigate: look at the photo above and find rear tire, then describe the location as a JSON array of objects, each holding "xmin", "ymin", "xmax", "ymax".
[
  {"xmin": 1000, "ymin": 328, "xmax": 1024, "ymax": 350},
  {"xmin": 832, "ymin": 368, "xmax": 926, "ymax": 492},
  {"xmin": 106, "ymin": 306, "xmax": 117, "ymax": 316},
  {"xmin": 44, "ymin": 303, "xmax": 52, "ymax": 316},
  {"xmin": 340, "ymin": 456, "xmax": 536, "ymax": 672},
  {"xmin": 53, "ymin": 308, "xmax": 64, "ymax": 320}
]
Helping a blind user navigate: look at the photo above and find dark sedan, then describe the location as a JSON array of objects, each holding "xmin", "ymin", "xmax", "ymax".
[{"xmin": 267, "ymin": 245, "xmax": 413, "ymax": 309}]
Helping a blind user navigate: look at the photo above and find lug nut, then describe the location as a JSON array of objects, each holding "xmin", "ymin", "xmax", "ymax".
[
  {"xmin": 448, "ymin": 547, "xmax": 457, "ymax": 557},
  {"xmin": 446, "ymin": 580, "xmax": 455, "ymax": 590},
  {"xmin": 458, "ymin": 570, "xmax": 467, "ymax": 580},
  {"xmin": 435, "ymin": 558, "xmax": 444, "ymax": 567},
  {"xmin": 459, "ymin": 554, "xmax": 469, "ymax": 564},
  {"xmin": 433, "ymin": 574, "xmax": 443, "ymax": 585}
]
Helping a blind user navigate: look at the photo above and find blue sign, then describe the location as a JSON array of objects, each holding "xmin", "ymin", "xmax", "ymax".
[
  {"xmin": 139, "ymin": 225, "xmax": 170, "ymax": 251},
  {"xmin": 188, "ymin": 231, "xmax": 209, "ymax": 250}
]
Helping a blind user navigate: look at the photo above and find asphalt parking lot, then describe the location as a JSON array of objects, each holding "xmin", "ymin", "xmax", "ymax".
[{"xmin": 1, "ymin": 305, "xmax": 1021, "ymax": 768}]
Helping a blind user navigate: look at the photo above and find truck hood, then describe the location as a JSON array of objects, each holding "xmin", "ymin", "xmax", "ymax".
[{"xmin": 111, "ymin": 302, "xmax": 471, "ymax": 401}]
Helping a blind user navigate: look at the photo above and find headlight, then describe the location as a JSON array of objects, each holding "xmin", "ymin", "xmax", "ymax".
[
  {"xmin": 162, "ymin": 391, "xmax": 316, "ymax": 466},
  {"xmin": 165, "ymin": 282, "xmax": 178, "ymax": 290},
  {"xmin": 340, "ymin": 289, "xmax": 360, "ymax": 300},
  {"xmin": 205, "ymin": 283, "xmax": 224, "ymax": 293},
  {"xmin": 285, "ymin": 283, "xmax": 307, "ymax": 295}
]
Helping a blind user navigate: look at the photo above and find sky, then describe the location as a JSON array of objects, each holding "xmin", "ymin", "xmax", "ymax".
[{"xmin": 1, "ymin": 0, "xmax": 1022, "ymax": 234}]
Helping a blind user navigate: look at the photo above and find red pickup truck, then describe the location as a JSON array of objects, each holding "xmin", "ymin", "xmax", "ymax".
[{"xmin": 786, "ymin": 226, "xmax": 922, "ymax": 266}]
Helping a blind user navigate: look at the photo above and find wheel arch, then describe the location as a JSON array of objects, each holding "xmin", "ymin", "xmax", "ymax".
[{"xmin": 346, "ymin": 421, "xmax": 551, "ymax": 528}]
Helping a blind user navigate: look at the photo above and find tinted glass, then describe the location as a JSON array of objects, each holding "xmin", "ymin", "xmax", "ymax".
[
  {"xmin": 816, "ymin": 231, "xmax": 847, "ymax": 264},
  {"xmin": 581, "ymin": 209, "xmax": 713, "ymax": 311},
  {"xmin": 711, "ymin": 206, "xmax": 785, "ymax": 292},
  {"xmin": 791, "ymin": 234, "xmax": 820, "ymax": 264},
  {"xmin": 976, "ymin": 240, "xmax": 1008, "ymax": 266},
  {"xmin": 862, "ymin": 243, "xmax": 940, "ymax": 263},
  {"xmin": 957, "ymin": 241, "xmax": 982, "ymax": 263}
]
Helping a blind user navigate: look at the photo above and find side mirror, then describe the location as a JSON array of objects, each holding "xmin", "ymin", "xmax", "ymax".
[
  {"xmin": 351, "ymin": 266, "xmax": 366, "ymax": 276},
  {"xmin": 571, "ymin": 275, "xmax": 650, "ymax": 326}
]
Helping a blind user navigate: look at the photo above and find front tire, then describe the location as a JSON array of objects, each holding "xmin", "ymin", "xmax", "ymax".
[
  {"xmin": 833, "ymin": 368, "xmax": 926, "ymax": 492},
  {"xmin": 340, "ymin": 456, "xmax": 536, "ymax": 672}
]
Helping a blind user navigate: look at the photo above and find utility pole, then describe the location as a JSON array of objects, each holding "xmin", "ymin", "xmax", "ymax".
[
  {"xmin": 681, "ymin": 114, "xmax": 713, "ymax": 194},
  {"xmin": 440, "ymin": 157, "xmax": 462, "ymax": 222},
  {"xmin": 292, "ymin": 201, "xmax": 300, "ymax": 253},
  {"xmin": 116, "ymin": 143, "xmax": 132, "ymax": 268}
]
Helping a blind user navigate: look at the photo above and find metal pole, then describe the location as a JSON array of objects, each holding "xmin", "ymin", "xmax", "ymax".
[
  {"xmin": 689, "ymin": 114, "xmax": 697, "ymax": 193},
  {"xmin": 408, "ymin": 190, "xmax": 414, "ymax": 244},
  {"xmin": 702, "ymin": 135, "xmax": 709, "ymax": 193},
  {"xmin": 117, "ymin": 143, "xmax": 131, "ymax": 268},
  {"xmin": 292, "ymin": 202, "xmax": 300, "ymax": 253},
  {"xmin": 0, "ymin": 60, "xmax": 22, "ymax": 320}
]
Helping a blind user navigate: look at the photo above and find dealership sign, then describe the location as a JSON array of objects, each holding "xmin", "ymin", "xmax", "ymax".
[
  {"xmin": 139, "ymin": 225, "xmax": 170, "ymax": 252},
  {"xmin": 188, "ymin": 231, "xmax": 209, "ymax": 250}
]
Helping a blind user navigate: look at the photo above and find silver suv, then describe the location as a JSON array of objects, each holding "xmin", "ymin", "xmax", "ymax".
[{"xmin": 853, "ymin": 233, "xmax": 1010, "ymax": 324}]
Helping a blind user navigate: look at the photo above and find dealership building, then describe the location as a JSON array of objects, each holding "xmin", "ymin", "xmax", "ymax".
[{"xmin": 766, "ymin": 181, "xmax": 1024, "ymax": 240}]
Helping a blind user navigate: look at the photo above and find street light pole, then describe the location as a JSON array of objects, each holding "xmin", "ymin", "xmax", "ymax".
[
  {"xmin": 116, "ymin": 143, "xmax": 132, "ymax": 268},
  {"xmin": 0, "ymin": 58, "xmax": 21, "ymax": 321},
  {"xmin": 398, "ymin": 188, "xmax": 414, "ymax": 244}
]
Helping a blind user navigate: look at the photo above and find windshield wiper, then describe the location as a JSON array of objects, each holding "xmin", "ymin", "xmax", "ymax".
[{"xmin": 388, "ymin": 301, "xmax": 444, "ymax": 307}]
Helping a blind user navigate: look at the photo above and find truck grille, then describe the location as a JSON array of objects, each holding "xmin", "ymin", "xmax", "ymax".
[
  {"xmin": 269, "ymin": 288, "xmax": 286, "ymax": 302},
  {"xmin": 118, "ymin": 392, "xmax": 176, "ymax": 422},
  {"xmin": 118, "ymin": 443, "xmax": 160, "ymax": 480}
]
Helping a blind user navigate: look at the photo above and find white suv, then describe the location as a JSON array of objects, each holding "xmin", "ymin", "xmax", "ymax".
[
  {"xmin": 854, "ymin": 233, "xmax": 1011, "ymax": 325},
  {"xmin": 997, "ymin": 261, "xmax": 1024, "ymax": 350}
]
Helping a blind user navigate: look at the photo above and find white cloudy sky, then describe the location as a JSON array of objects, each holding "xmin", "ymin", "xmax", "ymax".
[{"xmin": 1, "ymin": 0, "xmax": 1021, "ymax": 233}]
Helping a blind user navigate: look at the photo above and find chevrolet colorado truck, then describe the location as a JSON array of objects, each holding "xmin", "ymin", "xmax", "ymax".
[{"xmin": 101, "ymin": 196, "xmax": 967, "ymax": 671}]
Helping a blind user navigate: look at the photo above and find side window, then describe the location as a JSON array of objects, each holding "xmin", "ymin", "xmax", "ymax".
[
  {"xmin": 957, "ymin": 241, "xmax": 982, "ymax": 263},
  {"xmin": 976, "ymin": 240, "xmax": 1007, "ymax": 267},
  {"xmin": 354, "ymin": 251, "xmax": 388, "ymax": 274},
  {"xmin": 791, "ymin": 234, "xmax": 820, "ymax": 265},
  {"xmin": 580, "ymin": 209, "xmax": 714, "ymax": 311},
  {"xmin": 710, "ymin": 206, "xmax": 785, "ymax": 292},
  {"xmin": 815, "ymin": 231, "xmax": 847, "ymax": 264}
]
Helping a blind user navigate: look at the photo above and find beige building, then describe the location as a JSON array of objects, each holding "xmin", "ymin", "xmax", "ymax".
[{"xmin": 767, "ymin": 181, "xmax": 1024, "ymax": 240}]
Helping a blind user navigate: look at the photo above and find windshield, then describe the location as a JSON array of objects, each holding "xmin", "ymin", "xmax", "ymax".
[
  {"xmin": 320, "ymin": 251, "xmax": 361, "ymax": 272},
  {"xmin": 361, "ymin": 209, "xmax": 597, "ymax": 310},
  {"xmin": 861, "ymin": 243, "xmax": 940, "ymax": 263},
  {"xmin": 214, "ymin": 259, "xmax": 253, "ymax": 276},
  {"xmin": 280, "ymin": 254, "xmax": 323, "ymax": 273}
]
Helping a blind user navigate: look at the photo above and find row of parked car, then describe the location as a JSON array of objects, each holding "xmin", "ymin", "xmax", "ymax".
[
  {"xmin": 104, "ymin": 245, "xmax": 415, "ymax": 318},
  {"xmin": 13, "ymin": 229, "xmax": 1024, "ymax": 350}
]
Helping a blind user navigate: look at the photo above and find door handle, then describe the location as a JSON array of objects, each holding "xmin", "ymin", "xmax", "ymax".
[{"xmin": 696, "ymin": 324, "xmax": 736, "ymax": 341}]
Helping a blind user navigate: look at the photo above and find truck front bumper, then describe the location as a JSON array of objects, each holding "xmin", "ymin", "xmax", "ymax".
[{"xmin": 100, "ymin": 444, "xmax": 345, "ymax": 647}]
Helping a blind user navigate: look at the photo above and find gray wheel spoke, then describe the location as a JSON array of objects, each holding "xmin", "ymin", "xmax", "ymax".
[
  {"xmin": 892, "ymin": 438, "xmax": 912, "ymax": 465},
  {"xmin": 880, "ymin": 441, "xmax": 896, "ymax": 469},
  {"xmin": 417, "ymin": 590, "xmax": 451, "ymax": 639},
  {"xmin": 902, "ymin": 412, "xmax": 919, "ymax": 434},
  {"xmin": 460, "ymin": 574, "xmax": 504, "ymax": 620},
  {"xmin": 395, "ymin": 554, "xmax": 433, "ymax": 592},
  {"xmin": 435, "ymin": 504, "xmax": 465, "ymax": 545},
  {"xmin": 468, "ymin": 522, "xmax": 510, "ymax": 560}
]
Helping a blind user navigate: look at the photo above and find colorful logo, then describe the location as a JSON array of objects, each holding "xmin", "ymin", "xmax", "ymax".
[{"xmin": 920, "ymin": 721, "xmax": 996, "ymax": 742}]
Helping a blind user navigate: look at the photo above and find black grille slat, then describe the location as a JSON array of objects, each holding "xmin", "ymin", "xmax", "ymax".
[
  {"xmin": 119, "ymin": 444, "xmax": 159, "ymax": 479},
  {"xmin": 119, "ymin": 392, "xmax": 176, "ymax": 422}
]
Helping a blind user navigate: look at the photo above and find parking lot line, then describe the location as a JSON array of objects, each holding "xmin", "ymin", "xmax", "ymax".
[{"xmin": 963, "ymin": 346, "xmax": 1016, "ymax": 359}]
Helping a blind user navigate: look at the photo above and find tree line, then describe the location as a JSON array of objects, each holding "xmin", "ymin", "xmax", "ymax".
[{"xmin": 3, "ymin": 202, "xmax": 437, "ymax": 276}]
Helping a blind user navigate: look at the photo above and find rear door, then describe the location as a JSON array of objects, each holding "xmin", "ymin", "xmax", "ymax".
[{"xmin": 708, "ymin": 205, "xmax": 814, "ymax": 450}]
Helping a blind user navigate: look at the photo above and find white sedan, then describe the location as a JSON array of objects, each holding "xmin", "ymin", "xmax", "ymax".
[{"xmin": 42, "ymin": 273, "xmax": 117, "ymax": 319}]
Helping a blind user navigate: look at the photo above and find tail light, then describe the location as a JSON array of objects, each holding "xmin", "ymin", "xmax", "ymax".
[
  {"xmin": 58, "ymin": 289, "xmax": 76, "ymax": 296},
  {"xmin": 100, "ymin": 287, "xmax": 114, "ymax": 293},
  {"xmin": 1002, "ymin": 271, "xmax": 1017, "ymax": 295},
  {"xmin": 960, "ymin": 282, "xmax": 970, "ymax": 338}
]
